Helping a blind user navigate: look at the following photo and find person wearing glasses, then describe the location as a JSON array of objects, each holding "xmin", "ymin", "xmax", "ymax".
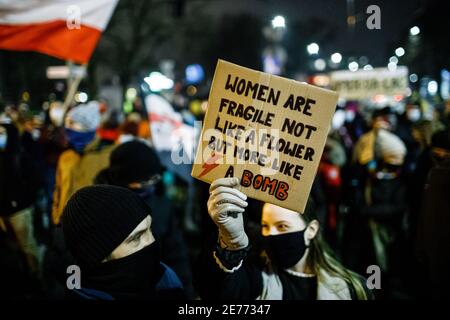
[{"xmin": 94, "ymin": 140, "xmax": 195, "ymax": 298}]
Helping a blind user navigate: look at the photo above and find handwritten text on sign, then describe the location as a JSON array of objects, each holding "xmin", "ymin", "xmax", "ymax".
[{"xmin": 191, "ymin": 60, "xmax": 338, "ymax": 213}]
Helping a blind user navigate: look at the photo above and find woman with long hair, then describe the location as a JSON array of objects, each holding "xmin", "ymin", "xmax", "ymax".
[{"xmin": 196, "ymin": 177, "xmax": 372, "ymax": 300}]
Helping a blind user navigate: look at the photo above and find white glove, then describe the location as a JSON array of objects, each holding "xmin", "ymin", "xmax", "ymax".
[{"xmin": 207, "ymin": 177, "xmax": 249, "ymax": 250}]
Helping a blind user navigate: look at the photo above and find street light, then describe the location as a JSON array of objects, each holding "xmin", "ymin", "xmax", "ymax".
[
  {"xmin": 389, "ymin": 56, "xmax": 399, "ymax": 64},
  {"xmin": 395, "ymin": 47, "xmax": 405, "ymax": 57},
  {"xmin": 126, "ymin": 88, "xmax": 137, "ymax": 100},
  {"xmin": 348, "ymin": 61, "xmax": 359, "ymax": 72},
  {"xmin": 409, "ymin": 73, "xmax": 418, "ymax": 83},
  {"xmin": 388, "ymin": 62, "xmax": 397, "ymax": 71},
  {"xmin": 359, "ymin": 56, "xmax": 369, "ymax": 65},
  {"xmin": 75, "ymin": 92, "xmax": 88, "ymax": 103},
  {"xmin": 428, "ymin": 81, "xmax": 438, "ymax": 95},
  {"xmin": 307, "ymin": 43, "xmax": 319, "ymax": 55},
  {"xmin": 331, "ymin": 52, "xmax": 342, "ymax": 64},
  {"xmin": 314, "ymin": 59, "xmax": 326, "ymax": 71},
  {"xmin": 271, "ymin": 15, "xmax": 286, "ymax": 29},
  {"xmin": 363, "ymin": 64, "xmax": 373, "ymax": 71},
  {"xmin": 410, "ymin": 26, "xmax": 420, "ymax": 36}
]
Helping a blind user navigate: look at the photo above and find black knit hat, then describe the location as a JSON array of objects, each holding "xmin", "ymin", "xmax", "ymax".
[
  {"xmin": 107, "ymin": 140, "xmax": 162, "ymax": 187},
  {"xmin": 61, "ymin": 185, "xmax": 151, "ymax": 269}
]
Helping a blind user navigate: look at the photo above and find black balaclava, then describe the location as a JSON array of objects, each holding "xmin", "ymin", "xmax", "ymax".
[
  {"xmin": 62, "ymin": 185, "xmax": 163, "ymax": 298},
  {"xmin": 82, "ymin": 242, "xmax": 163, "ymax": 299}
]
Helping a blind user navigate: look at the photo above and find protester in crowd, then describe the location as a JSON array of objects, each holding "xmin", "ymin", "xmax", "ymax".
[
  {"xmin": 40, "ymin": 102, "xmax": 68, "ymax": 226},
  {"xmin": 324, "ymin": 135, "xmax": 347, "ymax": 169},
  {"xmin": 196, "ymin": 177, "xmax": 372, "ymax": 300},
  {"xmin": 94, "ymin": 140, "xmax": 195, "ymax": 298},
  {"xmin": 396, "ymin": 102, "xmax": 422, "ymax": 175},
  {"xmin": 61, "ymin": 185, "xmax": 184, "ymax": 299},
  {"xmin": 330, "ymin": 107, "xmax": 354, "ymax": 160},
  {"xmin": 117, "ymin": 112, "xmax": 151, "ymax": 144},
  {"xmin": 52, "ymin": 101, "xmax": 115, "ymax": 225},
  {"xmin": 343, "ymin": 101, "xmax": 366, "ymax": 145},
  {"xmin": 350, "ymin": 122, "xmax": 408, "ymax": 277},
  {"xmin": 411, "ymin": 120, "xmax": 433, "ymax": 154},
  {"xmin": 403, "ymin": 120, "xmax": 433, "ymax": 240},
  {"xmin": 411, "ymin": 122, "xmax": 450, "ymax": 236},
  {"xmin": 96, "ymin": 109, "xmax": 121, "ymax": 146},
  {"xmin": 416, "ymin": 156, "xmax": 450, "ymax": 299},
  {"xmin": 429, "ymin": 101, "xmax": 448, "ymax": 134},
  {"xmin": 0, "ymin": 121, "xmax": 42, "ymax": 281},
  {"xmin": 444, "ymin": 99, "xmax": 450, "ymax": 128},
  {"xmin": 2, "ymin": 105, "xmax": 20, "ymax": 125},
  {"xmin": 125, "ymin": 101, "xmax": 152, "ymax": 141},
  {"xmin": 316, "ymin": 136, "xmax": 346, "ymax": 245},
  {"xmin": 24, "ymin": 114, "xmax": 48, "ymax": 218}
]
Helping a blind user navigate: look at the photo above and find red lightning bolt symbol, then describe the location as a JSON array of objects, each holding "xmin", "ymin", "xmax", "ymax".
[{"xmin": 199, "ymin": 153, "xmax": 223, "ymax": 178}]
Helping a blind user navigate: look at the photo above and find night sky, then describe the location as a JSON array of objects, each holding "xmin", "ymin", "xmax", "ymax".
[{"xmin": 198, "ymin": 0, "xmax": 425, "ymax": 67}]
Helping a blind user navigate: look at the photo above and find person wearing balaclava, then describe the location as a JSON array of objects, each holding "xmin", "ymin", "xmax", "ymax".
[
  {"xmin": 61, "ymin": 185, "xmax": 184, "ymax": 299},
  {"xmin": 64, "ymin": 101, "xmax": 100, "ymax": 153},
  {"xmin": 195, "ymin": 178, "xmax": 372, "ymax": 300},
  {"xmin": 93, "ymin": 140, "xmax": 195, "ymax": 298},
  {"xmin": 52, "ymin": 102, "xmax": 115, "ymax": 225}
]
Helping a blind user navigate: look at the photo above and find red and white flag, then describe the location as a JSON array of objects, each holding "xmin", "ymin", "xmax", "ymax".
[{"xmin": 0, "ymin": 0, "xmax": 118, "ymax": 64}]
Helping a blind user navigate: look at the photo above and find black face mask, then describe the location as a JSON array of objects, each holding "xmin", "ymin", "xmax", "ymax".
[
  {"xmin": 83, "ymin": 241, "xmax": 163, "ymax": 299},
  {"xmin": 263, "ymin": 229, "xmax": 309, "ymax": 269}
]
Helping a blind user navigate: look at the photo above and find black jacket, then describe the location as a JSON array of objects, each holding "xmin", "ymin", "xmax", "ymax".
[
  {"xmin": 195, "ymin": 244, "xmax": 372, "ymax": 300},
  {"xmin": 0, "ymin": 123, "xmax": 37, "ymax": 216},
  {"xmin": 361, "ymin": 176, "xmax": 407, "ymax": 222},
  {"xmin": 417, "ymin": 159, "xmax": 450, "ymax": 299},
  {"xmin": 138, "ymin": 188, "xmax": 195, "ymax": 298},
  {"xmin": 94, "ymin": 169, "xmax": 195, "ymax": 298},
  {"xmin": 66, "ymin": 262, "xmax": 184, "ymax": 300}
]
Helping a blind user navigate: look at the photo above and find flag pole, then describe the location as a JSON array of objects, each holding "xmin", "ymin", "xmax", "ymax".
[{"xmin": 62, "ymin": 61, "xmax": 87, "ymax": 113}]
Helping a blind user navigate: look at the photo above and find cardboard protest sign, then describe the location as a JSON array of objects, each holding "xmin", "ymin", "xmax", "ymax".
[
  {"xmin": 330, "ymin": 66, "xmax": 408, "ymax": 100},
  {"xmin": 191, "ymin": 60, "xmax": 338, "ymax": 213}
]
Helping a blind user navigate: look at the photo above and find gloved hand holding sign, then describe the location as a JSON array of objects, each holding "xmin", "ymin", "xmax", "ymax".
[{"xmin": 207, "ymin": 177, "xmax": 249, "ymax": 250}]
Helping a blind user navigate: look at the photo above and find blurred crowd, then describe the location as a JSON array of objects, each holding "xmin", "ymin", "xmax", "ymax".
[{"xmin": 0, "ymin": 94, "xmax": 449, "ymax": 300}]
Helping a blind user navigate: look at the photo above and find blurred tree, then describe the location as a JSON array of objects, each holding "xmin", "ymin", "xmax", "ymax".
[
  {"xmin": 152, "ymin": 1, "xmax": 215, "ymax": 76},
  {"xmin": 284, "ymin": 16, "xmax": 338, "ymax": 76},
  {"xmin": 172, "ymin": 0, "xmax": 186, "ymax": 18},
  {"xmin": 89, "ymin": 0, "xmax": 175, "ymax": 95},
  {"xmin": 0, "ymin": 50, "xmax": 58, "ymax": 109},
  {"xmin": 397, "ymin": 0, "xmax": 450, "ymax": 79},
  {"xmin": 205, "ymin": 13, "xmax": 265, "ymax": 74}
]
